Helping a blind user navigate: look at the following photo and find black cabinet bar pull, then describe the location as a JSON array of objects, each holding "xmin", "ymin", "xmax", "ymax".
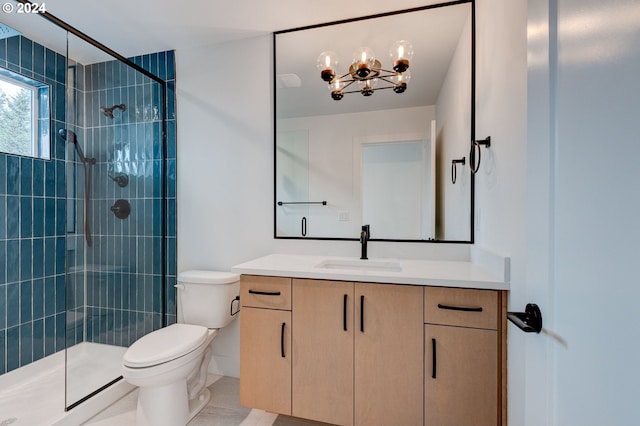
[
  {"xmin": 431, "ymin": 338, "xmax": 437, "ymax": 379},
  {"xmin": 248, "ymin": 289, "xmax": 281, "ymax": 296},
  {"xmin": 301, "ymin": 216, "xmax": 307, "ymax": 237},
  {"xmin": 281, "ymin": 322, "xmax": 286, "ymax": 358},
  {"xmin": 343, "ymin": 294, "xmax": 348, "ymax": 331},
  {"xmin": 437, "ymin": 303, "xmax": 483, "ymax": 312},
  {"xmin": 360, "ymin": 295, "xmax": 365, "ymax": 333}
]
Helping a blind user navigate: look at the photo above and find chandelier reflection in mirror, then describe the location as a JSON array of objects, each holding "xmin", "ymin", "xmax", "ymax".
[{"xmin": 317, "ymin": 40, "xmax": 413, "ymax": 100}]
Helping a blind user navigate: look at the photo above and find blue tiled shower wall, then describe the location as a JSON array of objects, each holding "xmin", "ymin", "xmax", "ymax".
[{"xmin": 0, "ymin": 32, "xmax": 177, "ymax": 375}]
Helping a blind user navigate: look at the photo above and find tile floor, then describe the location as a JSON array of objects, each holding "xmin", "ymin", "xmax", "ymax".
[{"xmin": 83, "ymin": 375, "xmax": 331, "ymax": 426}]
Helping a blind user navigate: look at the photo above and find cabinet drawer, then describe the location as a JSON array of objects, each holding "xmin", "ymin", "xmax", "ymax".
[
  {"xmin": 425, "ymin": 287, "xmax": 498, "ymax": 330},
  {"xmin": 241, "ymin": 275, "xmax": 291, "ymax": 310}
]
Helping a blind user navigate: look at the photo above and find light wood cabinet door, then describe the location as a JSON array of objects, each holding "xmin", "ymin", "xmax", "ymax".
[
  {"xmin": 425, "ymin": 324, "xmax": 498, "ymax": 426},
  {"xmin": 240, "ymin": 307, "xmax": 291, "ymax": 415},
  {"xmin": 292, "ymin": 279, "xmax": 354, "ymax": 426},
  {"xmin": 354, "ymin": 283, "xmax": 424, "ymax": 426}
]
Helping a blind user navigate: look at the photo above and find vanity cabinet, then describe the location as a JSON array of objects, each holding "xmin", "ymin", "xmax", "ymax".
[
  {"xmin": 239, "ymin": 274, "xmax": 506, "ymax": 426},
  {"xmin": 291, "ymin": 279, "xmax": 423, "ymax": 426},
  {"xmin": 239, "ymin": 275, "xmax": 292, "ymax": 415},
  {"xmin": 424, "ymin": 287, "xmax": 506, "ymax": 426}
]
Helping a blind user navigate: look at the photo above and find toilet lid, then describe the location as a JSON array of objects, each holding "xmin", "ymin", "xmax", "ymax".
[{"xmin": 123, "ymin": 323, "xmax": 209, "ymax": 368}]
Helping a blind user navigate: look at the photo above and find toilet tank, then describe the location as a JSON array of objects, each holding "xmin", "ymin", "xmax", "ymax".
[{"xmin": 176, "ymin": 270, "xmax": 240, "ymax": 328}]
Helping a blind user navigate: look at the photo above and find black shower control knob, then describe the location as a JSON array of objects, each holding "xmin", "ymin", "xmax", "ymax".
[{"xmin": 111, "ymin": 199, "xmax": 131, "ymax": 219}]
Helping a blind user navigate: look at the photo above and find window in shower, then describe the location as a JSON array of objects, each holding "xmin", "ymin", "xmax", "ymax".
[{"xmin": 0, "ymin": 68, "xmax": 50, "ymax": 159}]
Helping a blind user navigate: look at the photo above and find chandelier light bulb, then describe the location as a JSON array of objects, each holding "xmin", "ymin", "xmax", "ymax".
[
  {"xmin": 390, "ymin": 40, "xmax": 413, "ymax": 73},
  {"xmin": 329, "ymin": 78, "xmax": 345, "ymax": 100},
  {"xmin": 352, "ymin": 47, "xmax": 376, "ymax": 79},
  {"xmin": 392, "ymin": 70, "xmax": 411, "ymax": 93},
  {"xmin": 358, "ymin": 77, "xmax": 378, "ymax": 96},
  {"xmin": 317, "ymin": 51, "xmax": 339, "ymax": 82}
]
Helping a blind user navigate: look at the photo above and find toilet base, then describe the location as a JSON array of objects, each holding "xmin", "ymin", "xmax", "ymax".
[{"xmin": 188, "ymin": 387, "xmax": 211, "ymax": 422}]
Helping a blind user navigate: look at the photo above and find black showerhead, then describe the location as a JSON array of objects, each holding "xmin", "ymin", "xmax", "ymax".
[{"xmin": 100, "ymin": 104, "xmax": 127, "ymax": 119}]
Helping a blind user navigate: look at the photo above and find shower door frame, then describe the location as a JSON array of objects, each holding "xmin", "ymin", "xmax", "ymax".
[{"xmin": 21, "ymin": 0, "xmax": 170, "ymax": 411}]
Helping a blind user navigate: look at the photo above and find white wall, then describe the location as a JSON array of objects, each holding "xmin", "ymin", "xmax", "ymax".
[
  {"xmin": 436, "ymin": 10, "xmax": 473, "ymax": 241},
  {"xmin": 278, "ymin": 106, "xmax": 435, "ymax": 238},
  {"xmin": 175, "ymin": 37, "xmax": 275, "ymax": 376},
  {"xmin": 473, "ymin": 0, "xmax": 529, "ymax": 424}
]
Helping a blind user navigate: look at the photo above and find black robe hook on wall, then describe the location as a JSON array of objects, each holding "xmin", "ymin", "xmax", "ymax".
[
  {"xmin": 470, "ymin": 136, "xmax": 491, "ymax": 174},
  {"xmin": 451, "ymin": 157, "xmax": 466, "ymax": 184}
]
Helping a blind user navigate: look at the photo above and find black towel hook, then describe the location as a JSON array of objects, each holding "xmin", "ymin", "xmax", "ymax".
[
  {"xmin": 451, "ymin": 157, "xmax": 466, "ymax": 184},
  {"xmin": 470, "ymin": 136, "xmax": 491, "ymax": 174},
  {"xmin": 507, "ymin": 303, "xmax": 542, "ymax": 333}
]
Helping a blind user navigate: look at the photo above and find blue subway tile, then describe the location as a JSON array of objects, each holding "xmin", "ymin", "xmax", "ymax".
[
  {"xmin": 55, "ymin": 198, "xmax": 65, "ymax": 236},
  {"xmin": 166, "ymin": 50, "xmax": 175, "ymax": 80},
  {"xmin": 33, "ymin": 238, "xmax": 44, "ymax": 278},
  {"xmin": 55, "ymin": 236, "xmax": 65, "ymax": 275},
  {"xmin": 20, "ymin": 37, "xmax": 33, "ymax": 70},
  {"xmin": 0, "ymin": 285, "xmax": 5, "ymax": 329},
  {"xmin": 6, "ymin": 283, "xmax": 19, "ymax": 326},
  {"xmin": 32, "ymin": 318, "xmax": 44, "ymax": 361},
  {"xmin": 33, "ymin": 160, "xmax": 44, "ymax": 196},
  {"xmin": 19, "ymin": 158, "xmax": 32, "ymax": 195},
  {"xmin": 44, "ymin": 198, "xmax": 55, "ymax": 237},
  {"xmin": 44, "ymin": 160, "xmax": 55, "ymax": 197},
  {"xmin": 6, "ymin": 155, "xmax": 19, "ymax": 195},
  {"xmin": 20, "ymin": 281, "xmax": 32, "ymax": 323},
  {"xmin": 0, "ymin": 196, "xmax": 5, "ymax": 240},
  {"xmin": 55, "ymin": 52, "xmax": 65, "ymax": 83},
  {"xmin": 55, "ymin": 274, "xmax": 64, "ymax": 314},
  {"xmin": 33, "ymin": 42, "xmax": 45, "ymax": 76},
  {"xmin": 6, "ymin": 196, "xmax": 19, "ymax": 239},
  {"xmin": 20, "ymin": 239, "xmax": 32, "ymax": 280},
  {"xmin": 44, "ymin": 276, "xmax": 55, "ymax": 317},
  {"xmin": 54, "ymin": 313, "xmax": 64, "ymax": 352},
  {"xmin": 19, "ymin": 322, "xmax": 33, "ymax": 366},
  {"xmin": 55, "ymin": 160, "xmax": 65, "ymax": 197},
  {"xmin": 0, "ymin": 241, "xmax": 5, "ymax": 284},
  {"xmin": 0, "ymin": 38, "xmax": 6, "ymax": 61},
  {"xmin": 6, "ymin": 240, "xmax": 19, "ymax": 283},
  {"xmin": 0, "ymin": 155, "xmax": 6, "ymax": 194},
  {"xmin": 32, "ymin": 278, "xmax": 44, "ymax": 320},
  {"xmin": 45, "ymin": 49, "xmax": 56, "ymax": 79},
  {"xmin": 6, "ymin": 36, "xmax": 20, "ymax": 66},
  {"xmin": 44, "ymin": 315, "xmax": 55, "ymax": 356},
  {"xmin": 6, "ymin": 326, "xmax": 19, "ymax": 372},
  {"xmin": 33, "ymin": 197, "xmax": 44, "ymax": 238},
  {"xmin": 0, "ymin": 330, "xmax": 5, "ymax": 375},
  {"xmin": 20, "ymin": 196, "xmax": 33, "ymax": 238}
]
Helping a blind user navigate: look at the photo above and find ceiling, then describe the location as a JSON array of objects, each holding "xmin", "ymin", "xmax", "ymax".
[
  {"xmin": 2, "ymin": 0, "xmax": 451, "ymax": 59},
  {"xmin": 276, "ymin": 4, "xmax": 470, "ymax": 118},
  {"xmin": 1, "ymin": 0, "xmax": 470, "ymax": 118}
]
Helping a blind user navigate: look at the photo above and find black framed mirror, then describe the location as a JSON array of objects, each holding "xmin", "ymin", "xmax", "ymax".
[{"xmin": 274, "ymin": 0, "xmax": 474, "ymax": 243}]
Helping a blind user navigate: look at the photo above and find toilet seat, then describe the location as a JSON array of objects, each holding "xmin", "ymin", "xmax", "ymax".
[{"xmin": 123, "ymin": 324, "xmax": 208, "ymax": 368}]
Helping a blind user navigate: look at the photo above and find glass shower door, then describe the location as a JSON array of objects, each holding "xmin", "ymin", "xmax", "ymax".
[{"xmin": 64, "ymin": 32, "xmax": 167, "ymax": 409}]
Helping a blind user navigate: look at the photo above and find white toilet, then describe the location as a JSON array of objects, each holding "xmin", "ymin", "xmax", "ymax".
[{"xmin": 121, "ymin": 270, "xmax": 240, "ymax": 426}]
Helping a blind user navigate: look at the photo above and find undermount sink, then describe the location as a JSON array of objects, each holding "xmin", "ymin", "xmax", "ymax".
[{"xmin": 315, "ymin": 259, "xmax": 402, "ymax": 272}]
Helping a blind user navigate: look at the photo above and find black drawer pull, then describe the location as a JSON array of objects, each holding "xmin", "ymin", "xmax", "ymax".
[
  {"xmin": 343, "ymin": 294, "xmax": 348, "ymax": 331},
  {"xmin": 431, "ymin": 338, "xmax": 437, "ymax": 379},
  {"xmin": 360, "ymin": 295, "xmax": 365, "ymax": 333},
  {"xmin": 281, "ymin": 322, "xmax": 286, "ymax": 358},
  {"xmin": 248, "ymin": 289, "xmax": 281, "ymax": 296},
  {"xmin": 437, "ymin": 303, "xmax": 483, "ymax": 312}
]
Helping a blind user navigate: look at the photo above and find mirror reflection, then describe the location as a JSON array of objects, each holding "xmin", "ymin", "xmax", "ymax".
[{"xmin": 275, "ymin": 1, "xmax": 473, "ymax": 241}]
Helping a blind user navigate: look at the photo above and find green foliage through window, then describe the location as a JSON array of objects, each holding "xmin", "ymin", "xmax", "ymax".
[{"xmin": 0, "ymin": 69, "xmax": 50, "ymax": 159}]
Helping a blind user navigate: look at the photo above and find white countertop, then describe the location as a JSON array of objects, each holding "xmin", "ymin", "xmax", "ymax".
[{"xmin": 231, "ymin": 253, "xmax": 510, "ymax": 290}]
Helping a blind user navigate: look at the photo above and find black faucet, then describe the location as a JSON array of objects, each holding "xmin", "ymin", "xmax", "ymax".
[{"xmin": 360, "ymin": 224, "xmax": 370, "ymax": 260}]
